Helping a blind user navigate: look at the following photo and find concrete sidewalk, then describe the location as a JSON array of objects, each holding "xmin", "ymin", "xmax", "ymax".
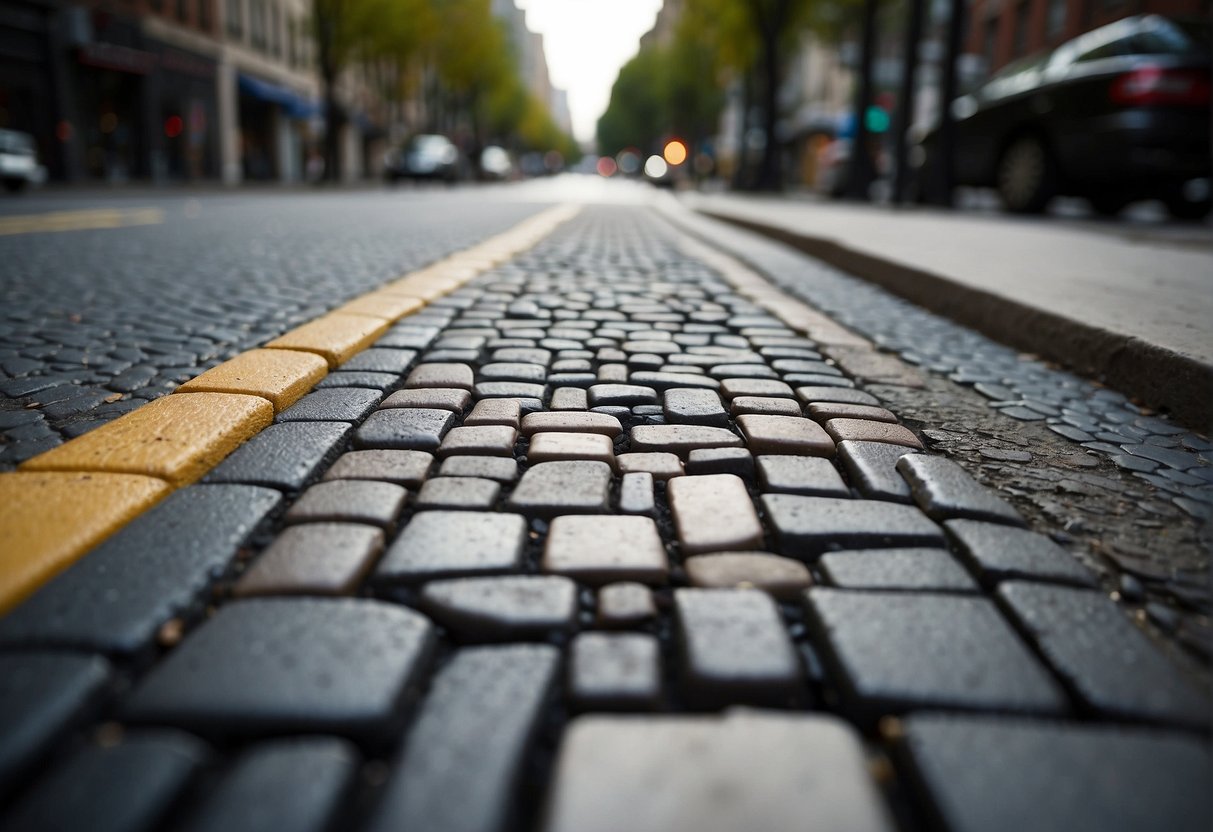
[{"xmin": 681, "ymin": 192, "xmax": 1213, "ymax": 430}]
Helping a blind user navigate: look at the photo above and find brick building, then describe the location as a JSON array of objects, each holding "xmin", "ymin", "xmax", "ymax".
[{"xmin": 969, "ymin": 0, "xmax": 1210, "ymax": 75}]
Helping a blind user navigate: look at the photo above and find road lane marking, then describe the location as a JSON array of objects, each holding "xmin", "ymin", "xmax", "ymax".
[
  {"xmin": 0, "ymin": 207, "xmax": 164, "ymax": 237},
  {"xmin": 1, "ymin": 203, "xmax": 580, "ymax": 613}
]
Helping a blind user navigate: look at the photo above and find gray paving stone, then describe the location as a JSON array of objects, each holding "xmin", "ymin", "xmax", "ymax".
[
  {"xmin": 668, "ymin": 474, "xmax": 765, "ymax": 555},
  {"xmin": 763, "ymin": 494, "xmax": 945, "ymax": 557},
  {"xmin": 124, "ymin": 598, "xmax": 435, "ymax": 740},
  {"xmin": 234, "ymin": 523, "xmax": 385, "ymax": 597},
  {"xmin": 729, "ymin": 395, "xmax": 802, "ymax": 417},
  {"xmin": 322, "ymin": 449, "xmax": 432, "ymax": 487},
  {"xmin": 285, "ymin": 480, "xmax": 407, "ymax": 528},
  {"xmin": 438, "ymin": 425, "xmax": 518, "ymax": 457},
  {"xmin": 206, "ymin": 422, "xmax": 350, "ymax": 491},
  {"xmin": 314, "ymin": 371, "xmax": 401, "ymax": 391},
  {"xmin": 819, "ymin": 548, "xmax": 978, "ymax": 591},
  {"xmin": 618, "ymin": 471, "xmax": 656, "ymax": 516},
  {"xmin": 569, "ymin": 633, "xmax": 661, "ymax": 710},
  {"xmin": 528, "ymin": 431, "xmax": 616, "ymax": 466},
  {"xmin": 662, "ymin": 388, "xmax": 727, "ymax": 427},
  {"xmin": 720, "ymin": 378, "xmax": 795, "ymax": 400},
  {"xmin": 631, "ymin": 371, "xmax": 721, "ymax": 391},
  {"xmin": 544, "ymin": 515, "xmax": 668, "ymax": 585},
  {"xmin": 367, "ymin": 645, "xmax": 560, "ymax": 832},
  {"xmin": 544, "ymin": 711, "xmax": 894, "ymax": 832},
  {"xmin": 508, "ymin": 460, "xmax": 612, "ymax": 516},
  {"xmin": 380, "ymin": 387, "xmax": 472, "ymax": 412},
  {"xmin": 837, "ymin": 440, "xmax": 918, "ymax": 502},
  {"xmin": 675, "ymin": 588, "xmax": 801, "ymax": 706},
  {"xmin": 183, "ymin": 738, "xmax": 359, "ymax": 832},
  {"xmin": 897, "ymin": 455, "xmax": 1026, "ymax": 526},
  {"xmin": 438, "ymin": 455, "xmax": 519, "ymax": 482},
  {"xmin": 0, "ymin": 485, "xmax": 281, "ymax": 658},
  {"xmin": 785, "ymin": 373, "xmax": 856, "ymax": 388},
  {"xmin": 415, "ymin": 476, "xmax": 501, "ymax": 510},
  {"xmin": 796, "ymin": 387, "xmax": 881, "ymax": 407},
  {"xmin": 629, "ymin": 424, "xmax": 744, "ymax": 457},
  {"xmin": 377, "ymin": 511, "xmax": 526, "ymax": 584},
  {"xmin": 0, "ymin": 652, "xmax": 111, "ymax": 794},
  {"xmin": 354, "ymin": 408, "xmax": 455, "ymax": 452},
  {"xmin": 405, "ymin": 362, "xmax": 474, "ymax": 390},
  {"xmin": 420, "ymin": 576, "xmax": 578, "ymax": 641},
  {"xmin": 479, "ymin": 362, "xmax": 547, "ymax": 383},
  {"xmin": 588, "ymin": 383, "xmax": 658, "ymax": 407},
  {"xmin": 805, "ymin": 589, "xmax": 1066, "ymax": 721},
  {"xmin": 341, "ymin": 348, "xmax": 416, "ymax": 374},
  {"xmin": 899, "ymin": 714, "xmax": 1211, "ymax": 832},
  {"xmin": 683, "ymin": 553, "xmax": 812, "ymax": 599},
  {"xmin": 685, "ymin": 447, "xmax": 754, "ymax": 478},
  {"xmin": 1, "ymin": 731, "xmax": 208, "ymax": 832},
  {"xmin": 275, "ymin": 388, "xmax": 382, "ymax": 423},
  {"xmin": 945, "ymin": 520, "xmax": 1097, "ymax": 587},
  {"xmin": 997, "ymin": 582, "xmax": 1210, "ymax": 726},
  {"xmin": 756, "ymin": 454, "xmax": 849, "ymax": 497}
]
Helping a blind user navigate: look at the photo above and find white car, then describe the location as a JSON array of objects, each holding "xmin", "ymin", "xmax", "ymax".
[{"xmin": 0, "ymin": 130, "xmax": 45, "ymax": 193}]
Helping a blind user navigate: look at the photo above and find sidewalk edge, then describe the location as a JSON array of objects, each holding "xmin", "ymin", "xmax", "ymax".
[{"xmin": 697, "ymin": 209, "xmax": 1212, "ymax": 432}]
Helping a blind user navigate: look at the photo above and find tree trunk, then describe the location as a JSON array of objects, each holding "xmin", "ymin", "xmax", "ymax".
[
  {"xmin": 322, "ymin": 70, "xmax": 343, "ymax": 183},
  {"xmin": 753, "ymin": 25, "xmax": 783, "ymax": 191},
  {"xmin": 731, "ymin": 72, "xmax": 753, "ymax": 190},
  {"xmin": 891, "ymin": 0, "xmax": 926, "ymax": 203},
  {"xmin": 928, "ymin": 0, "xmax": 966, "ymax": 206},
  {"xmin": 844, "ymin": 0, "xmax": 879, "ymax": 200}
]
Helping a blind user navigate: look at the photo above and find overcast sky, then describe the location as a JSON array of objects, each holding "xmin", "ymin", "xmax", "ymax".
[{"xmin": 515, "ymin": 0, "xmax": 664, "ymax": 144}]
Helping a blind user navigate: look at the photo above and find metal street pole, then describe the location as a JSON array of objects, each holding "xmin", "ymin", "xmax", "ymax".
[{"xmin": 891, "ymin": 0, "xmax": 926, "ymax": 204}]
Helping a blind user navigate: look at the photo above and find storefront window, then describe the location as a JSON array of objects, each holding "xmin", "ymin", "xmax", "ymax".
[
  {"xmin": 226, "ymin": 0, "xmax": 243, "ymax": 38},
  {"xmin": 1047, "ymin": 0, "xmax": 1066, "ymax": 39}
]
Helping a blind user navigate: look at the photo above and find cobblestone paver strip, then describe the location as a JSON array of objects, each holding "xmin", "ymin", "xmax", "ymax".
[{"xmin": 0, "ymin": 206, "xmax": 1208, "ymax": 830}]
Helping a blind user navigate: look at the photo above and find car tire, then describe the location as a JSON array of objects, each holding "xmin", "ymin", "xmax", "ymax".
[
  {"xmin": 996, "ymin": 134, "xmax": 1055, "ymax": 214},
  {"xmin": 1165, "ymin": 197, "xmax": 1211, "ymax": 222},
  {"xmin": 3, "ymin": 178, "xmax": 26, "ymax": 194},
  {"xmin": 1088, "ymin": 193, "xmax": 1130, "ymax": 218}
]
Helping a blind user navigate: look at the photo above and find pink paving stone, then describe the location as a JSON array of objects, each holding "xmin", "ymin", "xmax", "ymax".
[
  {"xmin": 616, "ymin": 453, "xmax": 685, "ymax": 481},
  {"xmin": 824, "ymin": 418, "xmax": 924, "ymax": 449},
  {"xmin": 736, "ymin": 414, "xmax": 836, "ymax": 457},
  {"xmin": 521, "ymin": 411, "xmax": 623, "ymax": 437},
  {"xmin": 528, "ymin": 432, "xmax": 617, "ymax": 468}
]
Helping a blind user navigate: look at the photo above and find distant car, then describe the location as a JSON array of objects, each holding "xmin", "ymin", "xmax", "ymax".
[
  {"xmin": 0, "ymin": 129, "xmax": 44, "ymax": 193},
  {"xmin": 914, "ymin": 15, "xmax": 1211, "ymax": 218},
  {"xmin": 479, "ymin": 145, "xmax": 513, "ymax": 180},
  {"xmin": 384, "ymin": 134, "xmax": 461, "ymax": 183}
]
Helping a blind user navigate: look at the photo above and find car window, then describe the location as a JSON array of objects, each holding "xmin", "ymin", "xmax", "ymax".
[
  {"xmin": 1074, "ymin": 37, "xmax": 1131, "ymax": 62},
  {"xmin": 1130, "ymin": 17, "xmax": 1210, "ymax": 55}
]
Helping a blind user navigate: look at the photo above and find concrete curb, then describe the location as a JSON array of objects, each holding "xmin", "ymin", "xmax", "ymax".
[{"xmin": 698, "ymin": 209, "xmax": 1213, "ymax": 433}]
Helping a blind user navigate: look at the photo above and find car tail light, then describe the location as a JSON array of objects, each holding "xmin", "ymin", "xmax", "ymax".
[{"xmin": 1110, "ymin": 66, "xmax": 1211, "ymax": 107}]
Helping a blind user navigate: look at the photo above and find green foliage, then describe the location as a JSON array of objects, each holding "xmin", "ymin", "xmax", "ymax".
[{"xmin": 311, "ymin": 0, "xmax": 576, "ymax": 163}]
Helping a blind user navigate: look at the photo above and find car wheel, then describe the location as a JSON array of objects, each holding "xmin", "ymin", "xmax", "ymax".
[
  {"xmin": 1165, "ymin": 197, "xmax": 1211, "ymax": 222},
  {"xmin": 996, "ymin": 135, "xmax": 1055, "ymax": 214},
  {"xmin": 1088, "ymin": 193, "xmax": 1130, "ymax": 218},
  {"xmin": 3, "ymin": 178, "xmax": 26, "ymax": 194}
]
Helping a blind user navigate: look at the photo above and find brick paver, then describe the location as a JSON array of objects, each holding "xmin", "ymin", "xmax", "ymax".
[{"xmin": 1, "ymin": 204, "xmax": 1207, "ymax": 831}]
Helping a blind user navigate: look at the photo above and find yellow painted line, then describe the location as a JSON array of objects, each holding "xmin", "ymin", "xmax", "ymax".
[
  {"xmin": 265, "ymin": 313, "xmax": 391, "ymax": 368},
  {"xmin": 1, "ymin": 203, "xmax": 580, "ymax": 614},
  {"xmin": 21, "ymin": 392, "xmax": 273, "ymax": 487},
  {"xmin": 176, "ymin": 348, "xmax": 328, "ymax": 411},
  {"xmin": 0, "ymin": 207, "xmax": 164, "ymax": 237},
  {"xmin": 335, "ymin": 293, "xmax": 425, "ymax": 321},
  {"xmin": 0, "ymin": 472, "xmax": 171, "ymax": 614}
]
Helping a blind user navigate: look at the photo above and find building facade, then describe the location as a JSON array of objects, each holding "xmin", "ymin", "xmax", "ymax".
[{"xmin": 968, "ymin": 0, "xmax": 1210, "ymax": 75}]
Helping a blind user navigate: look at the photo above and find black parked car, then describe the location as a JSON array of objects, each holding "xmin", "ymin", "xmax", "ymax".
[{"xmin": 915, "ymin": 15, "xmax": 1211, "ymax": 218}]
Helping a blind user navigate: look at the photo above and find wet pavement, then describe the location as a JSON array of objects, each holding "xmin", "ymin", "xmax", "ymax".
[{"xmin": 0, "ymin": 181, "xmax": 1209, "ymax": 831}]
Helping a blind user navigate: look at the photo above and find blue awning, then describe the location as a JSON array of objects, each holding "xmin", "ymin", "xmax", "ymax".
[{"xmin": 238, "ymin": 74, "xmax": 321, "ymax": 120}]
